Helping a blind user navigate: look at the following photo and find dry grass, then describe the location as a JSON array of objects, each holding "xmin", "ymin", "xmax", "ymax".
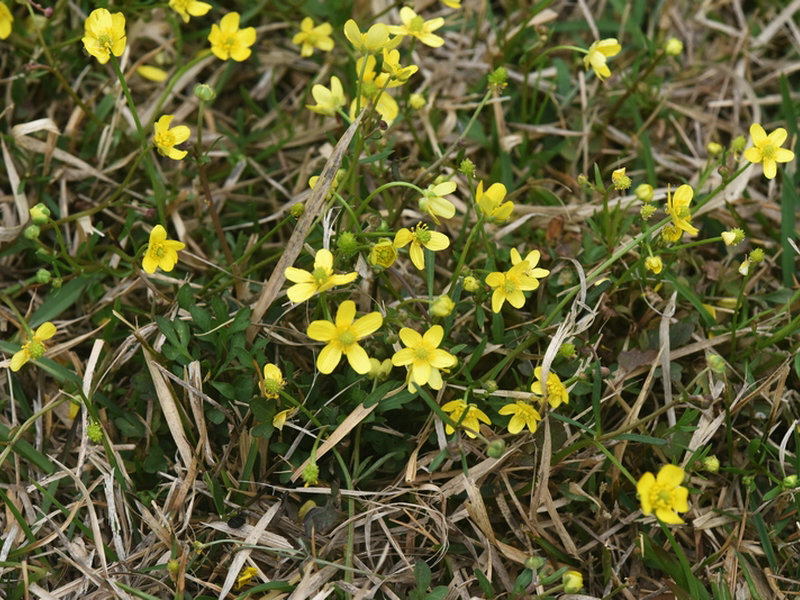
[{"xmin": 1, "ymin": 0, "xmax": 799, "ymax": 598}]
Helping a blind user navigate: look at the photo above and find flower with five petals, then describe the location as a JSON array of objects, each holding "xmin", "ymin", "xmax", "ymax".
[
  {"xmin": 509, "ymin": 248, "xmax": 550, "ymax": 284},
  {"xmin": 441, "ymin": 399, "xmax": 491, "ymax": 438},
  {"xmin": 208, "ymin": 12, "xmax": 256, "ymax": 62},
  {"xmin": 388, "ymin": 7, "xmax": 445, "ymax": 48},
  {"xmin": 485, "ymin": 260, "xmax": 540, "ymax": 313},
  {"xmin": 307, "ymin": 300, "xmax": 383, "ymax": 374},
  {"xmin": 531, "ymin": 366, "xmax": 569, "ymax": 409},
  {"xmin": 636, "ymin": 464, "xmax": 690, "ymax": 524},
  {"xmin": 153, "ymin": 115, "xmax": 191, "ymax": 160},
  {"xmin": 285, "ymin": 248, "xmax": 357, "ymax": 304},
  {"xmin": 418, "ymin": 181, "xmax": 456, "ymax": 223},
  {"xmin": 392, "ymin": 324, "xmax": 458, "ymax": 392},
  {"xmin": 306, "ymin": 76, "xmax": 346, "ymax": 116},
  {"xmin": 293, "ymin": 17, "xmax": 334, "ymax": 57},
  {"xmin": 476, "ymin": 181, "xmax": 513, "ymax": 223},
  {"xmin": 744, "ymin": 123, "xmax": 795, "ymax": 179},
  {"xmin": 394, "ymin": 223, "xmax": 449, "ymax": 270},
  {"xmin": 498, "ymin": 401, "xmax": 541, "ymax": 434},
  {"xmin": 82, "ymin": 8, "xmax": 126, "ymax": 64},
  {"xmin": 143, "ymin": 225, "xmax": 185, "ymax": 274},
  {"xmin": 169, "ymin": 0, "xmax": 211, "ymax": 23}
]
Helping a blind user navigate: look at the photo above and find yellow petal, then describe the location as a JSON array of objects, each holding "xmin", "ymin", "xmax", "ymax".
[
  {"xmin": 656, "ymin": 464, "xmax": 685, "ymax": 487},
  {"xmin": 749, "ymin": 123, "xmax": 766, "ymax": 146},
  {"xmin": 317, "ymin": 343, "xmax": 341, "ymax": 373},
  {"xmin": 307, "ymin": 320, "xmax": 336, "ymax": 341}
]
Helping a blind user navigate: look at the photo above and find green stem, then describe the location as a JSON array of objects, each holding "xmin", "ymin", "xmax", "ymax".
[{"xmin": 448, "ymin": 215, "xmax": 485, "ymax": 293}]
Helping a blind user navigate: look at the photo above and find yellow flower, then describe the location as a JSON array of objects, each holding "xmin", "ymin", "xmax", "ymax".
[
  {"xmin": 509, "ymin": 248, "xmax": 550, "ymax": 283},
  {"xmin": 419, "ymin": 181, "xmax": 456, "ymax": 223},
  {"xmin": 744, "ymin": 123, "xmax": 795, "ymax": 179},
  {"xmin": 0, "ymin": 2, "xmax": 13, "ymax": 40},
  {"xmin": 442, "ymin": 0, "xmax": 461, "ymax": 7},
  {"xmin": 293, "ymin": 17, "xmax": 334, "ymax": 57},
  {"xmin": 612, "ymin": 167, "xmax": 631, "ymax": 190},
  {"xmin": 381, "ymin": 48, "xmax": 418, "ymax": 82},
  {"xmin": 9, "ymin": 322, "xmax": 56, "ymax": 371},
  {"xmin": 584, "ymin": 38, "xmax": 621, "ymax": 81},
  {"xmin": 661, "ymin": 224, "xmax": 682, "ymax": 244},
  {"xmin": 153, "ymin": 115, "xmax": 191, "ymax": 160},
  {"xmin": 208, "ymin": 12, "xmax": 256, "ymax": 62},
  {"xmin": 272, "ymin": 408, "xmax": 294, "ymax": 431},
  {"xmin": 369, "ymin": 238, "xmax": 398, "ymax": 268},
  {"xmin": 636, "ymin": 464, "xmax": 689, "ymax": 524},
  {"xmin": 721, "ymin": 228, "xmax": 744, "ymax": 247},
  {"xmin": 389, "ymin": 6, "xmax": 445, "ymax": 48},
  {"xmin": 169, "ymin": 0, "xmax": 211, "ymax": 23},
  {"xmin": 563, "ymin": 570, "xmax": 583, "ymax": 593},
  {"xmin": 350, "ymin": 55, "xmax": 400, "ymax": 124},
  {"xmin": 261, "ymin": 363, "xmax": 285, "ymax": 399},
  {"xmin": 343, "ymin": 19, "xmax": 398, "ymax": 54},
  {"xmin": 306, "ymin": 75, "xmax": 346, "ymax": 116},
  {"xmin": 393, "ymin": 223, "xmax": 449, "ymax": 270},
  {"xmin": 307, "ymin": 300, "xmax": 383, "ymax": 374},
  {"xmin": 284, "ymin": 248, "xmax": 358, "ymax": 303},
  {"xmin": 143, "ymin": 225, "xmax": 185, "ymax": 274},
  {"xmin": 476, "ymin": 181, "xmax": 513, "ymax": 223},
  {"xmin": 645, "ymin": 255, "xmax": 662, "ymax": 274},
  {"xmin": 485, "ymin": 261, "xmax": 540, "ymax": 313},
  {"xmin": 498, "ymin": 401, "xmax": 541, "ymax": 434},
  {"xmin": 441, "ymin": 399, "xmax": 491, "ymax": 438},
  {"xmin": 430, "ymin": 295, "xmax": 455, "ymax": 317},
  {"xmin": 665, "ymin": 184, "xmax": 698, "ymax": 236},
  {"xmin": 530, "ymin": 366, "xmax": 569, "ymax": 409},
  {"xmin": 136, "ymin": 65, "xmax": 168, "ymax": 82},
  {"xmin": 82, "ymin": 8, "xmax": 126, "ymax": 65},
  {"xmin": 392, "ymin": 325, "xmax": 457, "ymax": 391},
  {"xmin": 236, "ymin": 566, "xmax": 258, "ymax": 589}
]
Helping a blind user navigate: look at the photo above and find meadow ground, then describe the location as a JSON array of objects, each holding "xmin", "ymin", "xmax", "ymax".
[{"xmin": 1, "ymin": 0, "xmax": 799, "ymax": 598}]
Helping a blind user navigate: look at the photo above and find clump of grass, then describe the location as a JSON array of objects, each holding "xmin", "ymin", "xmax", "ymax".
[{"xmin": 1, "ymin": 1, "xmax": 799, "ymax": 598}]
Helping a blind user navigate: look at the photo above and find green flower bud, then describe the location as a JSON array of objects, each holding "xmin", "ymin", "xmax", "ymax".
[
  {"xmin": 721, "ymin": 228, "xmax": 744, "ymax": 246},
  {"xmin": 302, "ymin": 461, "xmax": 319, "ymax": 487},
  {"xmin": 782, "ymin": 475, "xmax": 798, "ymax": 489},
  {"xmin": 29, "ymin": 203, "xmax": 51, "ymax": 225},
  {"xmin": 167, "ymin": 559, "xmax": 180, "ymax": 577},
  {"xmin": 193, "ymin": 83, "xmax": 216, "ymax": 102},
  {"xmin": 87, "ymin": 421, "xmax": 103, "ymax": 443},
  {"xmin": 486, "ymin": 438, "xmax": 506, "ymax": 458},
  {"xmin": 24, "ymin": 225, "xmax": 41, "ymax": 240},
  {"xmin": 431, "ymin": 295, "xmax": 455, "ymax": 317},
  {"xmin": 749, "ymin": 248, "xmax": 764, "ymax": 264},
  {"xmin": 576, "ymin": 174, "xmax": 589, "ymax": 187},
  {"xmin": 664, "ymin": 37, "xmax": 683, "ymax": 56},
  {"xmin": 731, "ymin": 135, "xmax": 746, "ymax": 153},
  {"xmin": 484, "ymin": 379, "xmax": 498, "ymax": 394},
  {"xmin": 635, "ymin": 183, "xmax": 654, "ymax": 203},
  {"xmin": 701, "ymin": 455, "xmax": 719, "ymax": 473},
  {"xmin": 487, "ymin": 66, "xmax": 508, "ymax": 90},
  {"xmin": 291, "ymin": 203, "xmax": 304, "ymax": 218},
  {"xmin": 463, "ymin": 275, "xmax": 480, "ymax": 292},
  {"xmin": 559, "ymin": 342, "xmax": 576, "ymax": 359},
  {"xmin": 35, "ymin": 269, "xmax": 52, "ymax": 284},
  {"xmin": 707, "ymin": 354, "xmax": 726, "ymax": 373},
  {"xmin": 52, "ymin": 277, "xmax": 63, "ymax": 289},
  {"xmin": 524, "ymin": 556, "xmax": 546, "ymax": 571},
  {"xmin": 707, "ymin": 141, "xmax": 723, "ymax": 157},
  {"xmin": 459, "ymin": 158, "xmax": 475, "ymax": 177},
  {"xmin": 336, "ymin": 232, "xmax": 358, "ymax": 257},
  {"xmin": 409, "ymin": 93, "xmax": 426, "ymax": 110}
]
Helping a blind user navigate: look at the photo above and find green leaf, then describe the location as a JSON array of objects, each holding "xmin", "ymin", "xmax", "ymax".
[
  {"xmin": 31, "ymin": 276, "xmax": 96, "ymax": 327},
  {"xmin": 414, "ymin": 561, "xmax": 432, "ymax": 591}
]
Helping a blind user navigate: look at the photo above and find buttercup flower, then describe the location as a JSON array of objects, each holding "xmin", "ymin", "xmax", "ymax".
[
  {"xmin": 509, "ymin": 248, "xmax": 550, "ymax": 284},
  {"xmin": 261, "ymin": 363, "xmax": 286, "ymax": 399},
  {"xmin": 82, "ymin": 8, "xmax": 126, "ymax": 65},
  {"xmin": 744, "ymin": 123, "xmax": 795, "ymax": 179},
  {"xmin": 645, "ymin": 255, "xmax": 663, "ymax": 274},
  {"xmin": 661, "ymin": 224, "xmax": 682, "ymax": 243},
  {"xmin": 350, "ymin": 55, "xmax": 400, "ymax": 124},
  {"xmin": 293, "ymin": 17, "xmax": 334, "ymax": 57},
  {"xmin": 9, "ymin": 322, "xmax": 56, "ymax": 371},
  {"xmin": 307, "ymin": 300, "xmax": 383, "ymax": 374},
  {"xmin": 394, "ymin": 223, "xmax": 449, "ymax": 270},
  {"xmin": 419, "ymin": 181, "xmax": 456, "ymax": 223},
  {"xmin": 0, "ymin": 2, "xmax": 13, "ymax": 40},
  {"xmin": 169, "ymin": 0, "xmax": 211, "ymax": 23},
  {"xmin": 343, "ymin": 19, "xmax": 398, "ymax": 54},
  {"xmin": 612, "ymin": 167, "xmax": 631, "ymax": 190},
  {"xmin": 665, "ymin": 184, "xmax": 698, "ymax": 236},
  {"xmin": 430, "ymin": 295, "xmax": 455, "ymax": 317},
  {"xmin": 389, "ymin": 7, "xmax": 445, "ymax": 48},
  {"xmin": 441, "ymin": 399, "xmax": 491, "ymax": 438},
  {"xmin": 498, "ymin": 401, "xmax": 541, "ymax": 434},
  {"xmin": 273, "ymin": 408, "xmax": 294, "ymax": 431},
  {"xmin": 636, "ymin": 464, "xmax": 690, "ymax": 524},
  {"xmin": 476, "ymin": 181, "xmax": 513, "ymax": 223},
  {"xmin": 208, "ymin": 12, "xmax": 256, "ymax": 62},
  {"xmin": 285, "ymin": 248, "xmax": 357, "ymax": 303},
  {"xmin": 382, "ymin": 48, "xmax": 418, "ymax": 82},
  {"xmin": 531, "ymin": 366, "xmax": 569, "ymax": 409},
  {"xmin": 153, "ymin": 115, "xmax": 191, "ymax": 160},
  {"xmin": 721, "ymin": 228, "xmax": 744, "ymax": 247},
  {"xmin": 392, "ymin": 325, "xmax": 457, "ymax": 392},
  {"xmin": 584, "ymin": 38, "xmax": 621, "ymax": 81},
  {"xmin": 369, "ymin": 238, "xmax": 398, "ymax": 268},
  {"xmin": 563, "ymin": 570, "xmax": 583, "ymax": 594},
  {"xmin": 143, "ymin": 225, "xmax": 185, "ymax": 274},
  {"xmin": 237, "ymin": 567, "xmax": 258, "ymax": 589},
  {"xmin": 485, "ymin": 261, "xmax": 541, "ymax": 313}
]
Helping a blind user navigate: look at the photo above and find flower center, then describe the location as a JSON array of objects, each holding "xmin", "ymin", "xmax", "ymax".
[
  {"xmin": 761, "ymin": 142, "xmax": 777, "ymax": 160},
  {"xmin": 503, "ymin": 279, "xmax": 516, "ymax": 295},
  {"xmin": 153, "ymin": 243, "xmax": 166, "ymax": 258},
  {"xmin": 413, "ymin": 345, "xmax": 430, "ymax": 361},
  {"xmin": 97, "ymin": 32, "xmax": 113, "ymax": 49},
  {"xmin": 338, "ymin": 330, "xmax": 356, "ymax": 347},
  {"xmin": 26, "ymin": 340, "xmax": 46, "ymax": 360},
  {"xmin": 263, "ymin": 378, "xmax": 283, "ymax": 397},
  {"xmin": 409, "ymin": 16, "xmax": 424, "ymax": 32},
  {"xmin": 154, "ymin": 130, "xmax": 175, "ymax": 149},
  {"xmin": 362, "ymin": 80, "xmax": 378, "ymax": 98},
  {"xmin": 312, "ymin": 266, "xmax": 330, "ymax": 285},
  {"xmin": 415, "ymin": 228, "xmax": 431, "ymax": 244},
  {"xmin": 220, "ymin": 34, "xmax": 237, "ymax": 54},
  {"xmin": 305, "ymin": 32, "xmax": 320, "ymax": 45}
]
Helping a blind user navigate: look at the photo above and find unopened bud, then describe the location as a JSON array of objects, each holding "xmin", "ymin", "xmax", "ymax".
[
  {"xmin": 29, "ymin": 203, "xmax": 51, "ymax": 225},
  {"xmin": 459, "ymin": 158, "xmax": 475, "ymax": 177},
  {"xmin": 707, "ymin": 141, "xmax": 723, "ymax": 157},
  {"xmin": 194, "ymin": 83, "xmax": 216, "ymax": 102},
  {"xmin": 35, "ymin": 269, "xmax": 51, "ymax": 284},
  {"xmin": 290, "ymin": 203, "xmax": 304, "ymax": 218},
  {"xmin": 701, "ymin": 455, "xmax": 719, "ymax": 473},
  {"xmin": 731, "ymin": 135, "xmax": 746, "ymax": 153},
  {"xmin": 409, "ymin": 93, "xmax": 426, "ymax": 110},
  {"xmin": 24, "ymin": 225, "xmax": 40, "ymax": 239},
  {"xmin": 707, "ymin": 354, "xmax": 725, "ymax": 373},
  {"xmin": 664, "ymin": 37, "xmax": 683, "ymax": 56},
  {"xmin": 749, "ymin": 248, "xmax": 764, "ymax": 263},
  {"xmin": 486, "ymin": 438, "xmax": 506, "ymax": 458}
]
